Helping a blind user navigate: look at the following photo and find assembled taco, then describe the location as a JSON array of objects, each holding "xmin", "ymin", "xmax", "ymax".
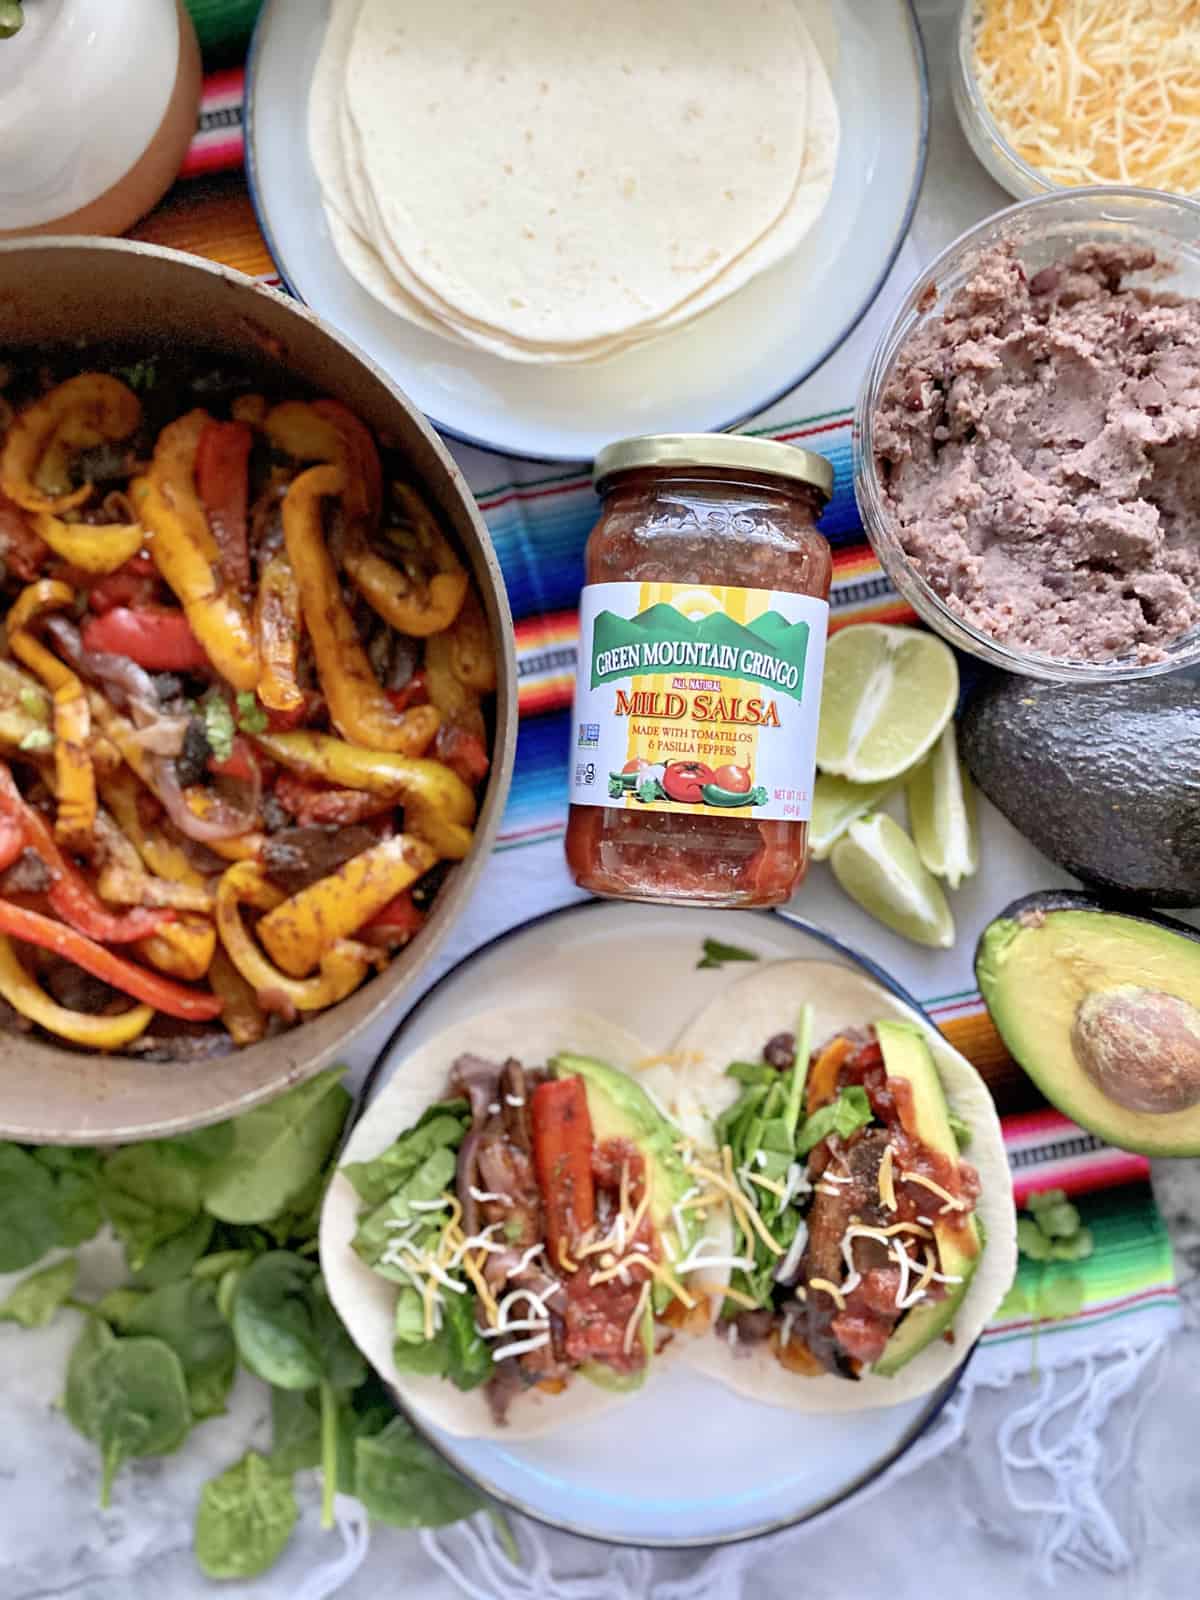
[
  {"xmin": 321, "ymin": 1007, "xmax": 721, "ymax": 1439},
  {"xmin": 668, "ymin": 961, "xmax": 1016, "ymax": 1410}
]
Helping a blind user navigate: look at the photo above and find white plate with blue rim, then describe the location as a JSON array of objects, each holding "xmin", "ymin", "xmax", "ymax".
[
  {"xmin": 332, "ymin": 901, "xmax": 964, "ymax": 1547},
  {"xmin": 244, "ymin": 0, "xmax": 928, "ymax": 462}
]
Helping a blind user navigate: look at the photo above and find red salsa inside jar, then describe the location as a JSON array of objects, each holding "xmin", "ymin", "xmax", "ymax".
[{"xmin": 565, "ymin": 434, "xmax": 833, "ymax": 908}]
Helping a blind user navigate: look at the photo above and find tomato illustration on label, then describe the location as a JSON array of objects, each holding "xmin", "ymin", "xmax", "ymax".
[{"xmin": 661, "ymin": 761, "xmax": 715, "ymax": 805}]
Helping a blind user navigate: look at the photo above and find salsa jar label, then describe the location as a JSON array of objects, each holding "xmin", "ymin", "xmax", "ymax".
[{"xmin": 569, "ymin": 580, "xmax": 828, "ymax": 822}]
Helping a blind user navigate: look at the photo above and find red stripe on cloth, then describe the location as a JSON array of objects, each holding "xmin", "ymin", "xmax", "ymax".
[
  {"xmin": 988, "ymin": 1285, "xmax": 1177, "ymax": 1338},
  {"xmin": 180, "ymin": 68, "xmax": 246, "ymax": 181},
  {"xmin": 829, "ymin": 601, "xmax": 917, "ymax": 631},
  {"xmin": 774, "ymin": 415, "xmax": 853, "ymax": 443}
]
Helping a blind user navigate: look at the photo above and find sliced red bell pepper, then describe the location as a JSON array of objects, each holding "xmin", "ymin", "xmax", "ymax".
[
  {"xmin": 81, "ymin": 606, "xmax": 210, "ymax": 674},
  {"xmin": 0, "ymin": 765, "xmax": 169, "ymax": 943},
  {"xmin": 0, "ymin": 898, "xmax": 222, "ymax": 1020},
  {"xmin": 208, "ymin": 735, "xmax": 258, "ymax": 784},
  {"xmin": 363, "ymin": 889, "xmax": 426, "ymax": 936},
  {"xmin": 531, "ymin": 1076, "xmax": 596, "ymax": 1267},
  {"xmin": 384, "ymin": 671, "xmax": 430, "ymax": 715},
  {"xmin": 195, "ymin": 419, "xmax": 254, "ymax": 597},
  {"xmin": 87, "ymin": 548, "xmax": 158, "ymax": 613},
  {"xmin": 434, "ymin": 723, "xmax": 490, "ymax": 787},
  {"xmin": 0, "ymin": 816, "xmax": 24, "ymax": 875}
]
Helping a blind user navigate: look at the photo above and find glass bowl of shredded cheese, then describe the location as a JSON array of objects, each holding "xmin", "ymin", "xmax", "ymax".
[{"xmin": 955, "ymin": 0, "xmax": 1200, "ymax": 201}]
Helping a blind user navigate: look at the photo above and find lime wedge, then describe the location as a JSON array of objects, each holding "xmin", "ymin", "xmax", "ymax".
[
  {"xmin": 816, "ymin": 625, "xmax": 959, "ymax": 783},
  {"xmin": 829, "ymin": 813, "xmax": 955, "ymax": 948},
  {"xmin": 809, "ymin": 773, "xmax": 898, "ymax": 861},
  {"xmin": 906, "ymin": 723, "xmax": 979, "ymax": 890}
]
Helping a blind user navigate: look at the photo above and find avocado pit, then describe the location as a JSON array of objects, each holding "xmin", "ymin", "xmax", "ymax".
[{"xmin": 1071, "ymin": 985, "xmax": 1200, "ymax": 1114}]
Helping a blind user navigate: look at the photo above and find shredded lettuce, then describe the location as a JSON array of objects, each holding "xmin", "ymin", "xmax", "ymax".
[{"xmin": 794, "ymin": 1086, "xmax": 873, "ymax": 1156}]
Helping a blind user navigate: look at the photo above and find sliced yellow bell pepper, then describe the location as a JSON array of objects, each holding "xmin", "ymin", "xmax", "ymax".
[
  {"xmin": 251, "ymin": 729, "xmax": 476, "ymax": 860},
  {"xmin": 0, "ymin": 933, "xmax": 152, "ymax": 1049},
  {"xmin": 33, "ymin": 513, "xmax": 143, "ymax": 575},
  {"xmin": 254, "ymin": 552, "xmax": 305, "ymax": 716},
  {"xmin": 445, "ymin": 585, "xmax": 496, "ymax": 694},
  {"xmin": 208, "ymin": 946, "xmax": 267, "ymax": 1044},
  {"xmin": 100, "ymin": 770, "xmax": 204, "ymax": 890},
  {"xmin": 231, "ymin": 393, "xmax": 268, "ymax": 428},
  {"xmin": 94, "ymin": 812, "xmax": 214, "ymax": 914},
  {"xmin": 215, "ymin": 860, "xmax": 373, "ymax": 1016},
  {"xmin": 8, "ymin": 579, "xmax": 95, "ymax": 856},
  {"xmin": 137, "ymin": 914, "xmax": 217, "ymax": 982},
  {"xmin": 343, "ymin": 485, "xmax": 469, "ymax": 639},
  {"xmin": 263, "ymin": 398, "xmax": 380, "ymax": 524},
  {"xmin": 134, "ymin": 470, "xmax": 259, "ymax": 693},
  {"xmin": 258, "ymin": 833, "xmax": 437, "ymax": 978},
  {"xmin": 150, "ymin": 410, "xmax": 217, "ymax": 559},
  {"xmin": 282, "ymin": 464, "xmax": 443, "ymax": 754},
  {"xmin": 0, "ymin": 374, "xmax": 141, "ymax": 515}
]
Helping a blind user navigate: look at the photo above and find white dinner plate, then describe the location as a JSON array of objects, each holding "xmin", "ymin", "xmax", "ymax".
[
  {"xmin": 245, "ymin": 0, "xmax": 928, "ymax": 461},
  {"xmin": 338, "ymin": 901, "xmax": 964, "ymax": 1547}
]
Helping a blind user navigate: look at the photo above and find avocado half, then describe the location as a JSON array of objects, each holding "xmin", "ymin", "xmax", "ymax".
[
  {"xmin": 976, "ymin": 892, "xmax": 1200, "ymax": 1156},
  {"xmin": 960, "ymin": 676, "xmax": 1200, "ymax": 907}
]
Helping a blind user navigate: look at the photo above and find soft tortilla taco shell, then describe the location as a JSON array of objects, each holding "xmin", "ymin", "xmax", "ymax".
[
  {"xmin": 321, "ymin": 1006, "xmax": 683, "ymax": 1439},
  {"xmin": 669, "ymin": 960, "xmax": 1017, "ymax": 1412}
]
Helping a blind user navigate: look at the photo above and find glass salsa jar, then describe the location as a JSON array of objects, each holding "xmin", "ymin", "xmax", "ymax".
[{"xmin": 565, "ymin": 434, "xmax": 834, "ymax": 908}]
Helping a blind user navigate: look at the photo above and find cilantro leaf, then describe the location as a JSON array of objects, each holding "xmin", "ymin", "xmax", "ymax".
[
  {"xmin": 203, "ymin": 696, "xmax": 236, "ymax": 764},
  {"xmin": 697, "ymin": 938, "xmax": 760, "ymax": 971},
  {"xmin": 18, "ymin": 728, "xmax": 53, "ymax": 751},
  {"xmin": 236, "ymin": 691, "xmax": 268, "ymax": 736},
  {"xmin": 113, "ymin": 358, "xmax": 158, "ymax": 392},
  {"xmin": 795, "ymin": 1086, "xmax": 872, "ymax": 1156},
  {"xmin": 1016, "ymin": 1217, "xmax": 1052, "ymax": 1261},
  {"xmin": 1038, "ymin": 1275, "xmax": 1086, "ymax": 1322}
]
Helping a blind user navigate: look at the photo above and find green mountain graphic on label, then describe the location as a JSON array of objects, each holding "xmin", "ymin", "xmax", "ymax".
[{"xmin": 590, "ymin": 603, "xmax": 810, "ymax": 703}]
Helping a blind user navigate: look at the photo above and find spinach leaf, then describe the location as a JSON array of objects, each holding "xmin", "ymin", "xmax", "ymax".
[
  {"xmin": 194, "ymin": 1451, "xmax": 298, "ymax": 1580},
  {"xmin": 191, "ymin": 1247, "xmax": 256, "ymax": 1283},
  {"xmin": 795, "ymin": 1086, "xmax": 873, "ymax": 1156},
  {"xmin": 0, "ymin": 1256, "xmax": 77, "ymax": 1327},
  {"xmin": 131, "ymin": 1214, "xmax": 214, "ymax": 1289},
  {"xmin": 311, "ymin": 1273, "xmax": 367, "ymax": 1393},
  {"xmin": 64, "ymin": 1329, "xmax": 192, "ymax": 1506},
  {"xmin": 697, "ymin": 937, "xmax": 759, "ymax": 970},
  {"xmin": 442, "ymin": 1291, "xmax": 493, "ymax": 1390},
  {"xmin": 32, "ymin": 1148, "xmax": 103, "ymax": 1246},
  {"xmin": 202, "ymin": 1069, "xmax": 350, "ymax": 1225},
  {"xmin": 126, "ymin": 1280, "xmax": 237, "ymax": 1422},
  {"xmin": 270, "ymin": 1386, "xmax": 322, "ymax": 1474},
  {"xmin": 342, "ymin": 1103, "xmax": 468, "ymax": 1208},
  {"xmin": 723, "ymin": 1060, "xmax": 778, "ymax": 1088},
  {"xmin": 354, "ymin": 1416, "xmax": 485, "ymax": 1528},
  {"xmin": 352, "ymin": 1146, "xmax": 458, "ymax": 1269},
  {"xmin": 100, "ymin": 1144, "xmax": 207, "ymax": 1270},
  {"xmin": 93, "ymin": 1288, "xmax": 147, "ymax": 1331},
  {"xmin": 0, "ymin": 1143, "xmax": 61, "ymax": 1271},
  {"xmin": 231, "ymin": 1251, "xmax": 324, "ymax": 1390}
]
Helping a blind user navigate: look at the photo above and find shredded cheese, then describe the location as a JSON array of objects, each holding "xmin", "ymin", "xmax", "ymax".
[
  {"xmin": 622, "ymin": 1280, "xmax": 653, "ymax": 1354},
  {"xmin": 688, "ymin": 1152, "xmax": 785, "ymax": 1258},
  {"xmin": 720, "ymin": 1284, "xmax": 762, "ymax": 1311},
  {"xmin": 739, "ymin": 1167, "xmax": 788, "ymax": 1200},
  {"xmin": 460, "ymin": 1250, "xmax": 500, "ymax": 1327},
  {"xmin": 467, "ymin": 1185, "xmax": 513, "ymax": 1207},
  {"xmin": 493, "ymin": 1332, "xmax": 551, "ymax": 1362},
  {"xmin": 807, "ymin": 1276, "xmax": 846, "ymax": 1310},
  {"xmin": 878, "ymin": 1145, "xmax": 897, "ymax": 1212},
  {"xmin": 557, "ymin": 1237, "xmax": 579, "ymax": 1272},
  {"xmin": 780, "ymin": 1311, "xmax": 794, "ymax": 1348},
  {"xmin": 973, "ymin": 0, "xmax": 1200, "ymax": 194}
]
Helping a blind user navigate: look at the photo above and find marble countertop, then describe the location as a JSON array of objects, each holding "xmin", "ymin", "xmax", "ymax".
[{"xmin": 3, "ymin": 4, "xmax": 1199, "ymax": 1597}]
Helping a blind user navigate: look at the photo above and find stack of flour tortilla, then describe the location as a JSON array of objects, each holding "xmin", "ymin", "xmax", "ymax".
[{"xmin": 309, "ymin": 0, "xmax": 840, "ymax": 365}]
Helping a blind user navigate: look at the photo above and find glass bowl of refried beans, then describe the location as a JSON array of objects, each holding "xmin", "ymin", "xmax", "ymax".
[{"xmin": 856, "ymin": 187, "xmax": 1200, "ymax": 682}]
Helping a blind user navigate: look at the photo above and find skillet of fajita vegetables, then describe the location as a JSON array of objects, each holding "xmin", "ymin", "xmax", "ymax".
[{"xmin": 0, "ymin": 354, "xmax": 496, "ymax": 1061}]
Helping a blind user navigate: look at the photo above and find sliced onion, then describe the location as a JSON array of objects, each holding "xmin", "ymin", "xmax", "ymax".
[
  {"xmin": 151, "ymin": 752, "xmax": 260, "ymax": 843},
  {"xmin": 774, "ymin": 1219, "xmax": 809, "ymax": 1287},
  {"xmin": 45, "ymin": 617, "xmax": 161, "ymax": 727},
  {"xmin": 127, "ymin": 718, "xmax": 191, "ymax": 757}
]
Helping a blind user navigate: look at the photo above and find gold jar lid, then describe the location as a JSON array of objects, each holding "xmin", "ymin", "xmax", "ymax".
[{"xmin": 593, "ymin": 432, "xmax": 834, "ymax": 500}]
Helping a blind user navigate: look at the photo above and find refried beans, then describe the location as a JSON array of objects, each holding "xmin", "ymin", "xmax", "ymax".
[{"xmin": 873, "ymin": 242, "xmax": 1200, "ymax": 663}]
